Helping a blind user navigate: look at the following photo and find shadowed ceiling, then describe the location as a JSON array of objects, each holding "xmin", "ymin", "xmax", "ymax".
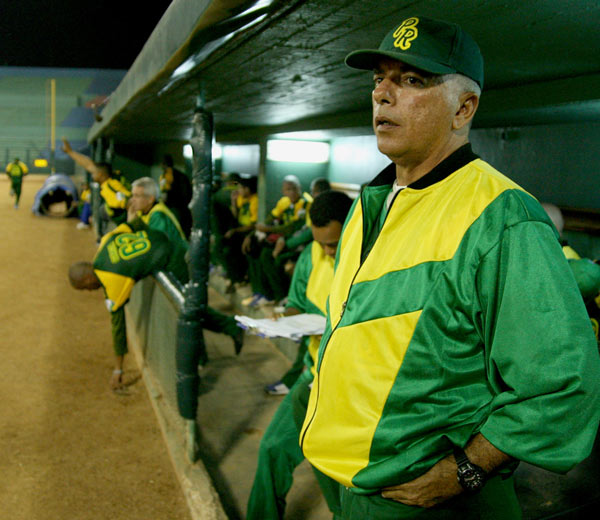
[{"xmin": 86, "ymin": 0, "xmax": 600, "ymax": 144}]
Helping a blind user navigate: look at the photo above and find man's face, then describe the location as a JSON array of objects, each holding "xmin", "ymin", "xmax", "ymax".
[
  {"xmin": 130, "ymin": 186, "xmax": 155, "ymax": 214},
  {"xmin": 312, "ymin": 220, "xmax": 343, "ymax": 258},
  {"xmin": 372, "ymin": 58, "xmax": 457, "ymax": 165},
  {"xmin": 282, "ymin": 182, "xmax": 300, "ymax": 203}
]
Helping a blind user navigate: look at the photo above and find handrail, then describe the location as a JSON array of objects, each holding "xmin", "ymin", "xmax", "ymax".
[{"xmin": 154, "ymin": 272, "xmax": 185, "ymax": 312}]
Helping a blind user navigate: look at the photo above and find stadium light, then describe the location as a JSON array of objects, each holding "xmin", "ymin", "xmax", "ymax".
[{"xmin": 267, "ymin": 140, "xmax": 330, "ymax": 163}]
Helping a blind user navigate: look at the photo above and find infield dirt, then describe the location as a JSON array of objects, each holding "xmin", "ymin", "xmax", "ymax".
[{"xmin": 0, "ymin": 176, "xmax": 192, "ymax": 520}]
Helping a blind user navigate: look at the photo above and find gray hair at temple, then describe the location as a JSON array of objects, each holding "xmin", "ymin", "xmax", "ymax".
[
  {"xmin": 282, "ymin": 175, "xmax": 301, "ymax": 192},
  {"xmin": 132, "ymin": 177, "xmax": 160, "ymax": 200}
]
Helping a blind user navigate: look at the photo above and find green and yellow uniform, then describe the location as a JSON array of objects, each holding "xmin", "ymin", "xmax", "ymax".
[
  {"xmin": 247, "ymin": 241, "xmax": 340, "ymax": 520},
  {"xmin": 300, "ymin": 145, "xmax": 600, "ymax": 517},
  {"xmin": 248, "ymin": 192, "xmax": 315, "ymax": 302},
  {"xmin": 159, "ymin": 167, "xmax": 192, "ymax": 236},
  {"xmin": 100, "ymin": 177, "xmax": 131, "ymax": 224},
  {"xmin": 139, "ymin": 201, "xmax": 186, "ymax": 244},
  {"xmin": 221, "ymin": 193, "xmax": 259, "ymax": 284},
  {"xmin": 236, "ymin": 192, "xmax": 259, "ymax": 227},
  {"xmin": 270, "ymin": 192, "xmax": 313, "ymax": 230},
  {"xmin": 5, "ymin": 159, "xmax": 28, "ymax": 206},
  {"xmin": 93, "ymin": 221, "xmax": 188, "ymax": 356}
]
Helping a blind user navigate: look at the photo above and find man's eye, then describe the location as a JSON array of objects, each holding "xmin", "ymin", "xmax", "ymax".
[
  {"xmin": 404, "ymin": 75, "xmax": 424, "ymax": 86},
  {"xmin": 373, "ymin": 76, "xmax": 383, "ymax": 86}
]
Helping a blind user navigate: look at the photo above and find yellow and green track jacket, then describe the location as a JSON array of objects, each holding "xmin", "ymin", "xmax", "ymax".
[
  {"xmin": 286, "ymin": 240, "xmax": 334, "ymax": 373},
  {"xmin": 100, "ymin": 177, "xmax": 131, "ymax": 223},
  {"xmin": 93, "ymin": 221, "xmax": 188, "ymax": 355},
  {"xmin": 140, "ymin": 201, "xmax": 186, "ymax": 244},
  {"xmin": 300, "ymin": 144, "xmax": 600, "ymax": 493},
  {"xmin": 236, "ymin": 193, "xmax": 259, "ymax": 227},
  {"xmin": 6, "ymin": 160, "xmax": 28, "ymax": 178},
  {"xmin": 271, "ymin": 192, "xmax": 312, "ymax": 225}
]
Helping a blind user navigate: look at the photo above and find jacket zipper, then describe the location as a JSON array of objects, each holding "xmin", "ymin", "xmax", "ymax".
[{"xmin": 300, "ymin": 187, "xmax": 404, "ymax": 449}]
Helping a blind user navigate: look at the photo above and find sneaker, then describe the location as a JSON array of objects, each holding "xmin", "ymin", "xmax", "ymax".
[
  {"xmin": 265, "ymin": 381, "xmax": 290, "ymax": 396},
  {"xmin": 76, "ymin": 222, "xmax": 90, "ymax": 230},
  {"xmin": 254, "ymin": 295, "xmax": 274, "ymax": 307},
  {"xmin": 242, "ymin": 293, "xmax": 261, "ymax": 306}
]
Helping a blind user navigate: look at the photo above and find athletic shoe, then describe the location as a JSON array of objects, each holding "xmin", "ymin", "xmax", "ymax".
[
  {"xmin": 242, "ymin": 293, "xmax": 261, "ymax": 306},
  {"xmin": 253, "ymin": 295, "xmax": 274, "ymax": 307},
  {"xmin": 76, "ymin": 222, "xmax": 90, "ymax": 230},
  {"xmin": 265, "ymin": 381, "xmax": 290, "ymax": 395}
]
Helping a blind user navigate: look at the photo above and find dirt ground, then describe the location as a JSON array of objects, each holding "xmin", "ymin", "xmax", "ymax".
[{"xmin": 0, "ymin": 176, "xmax": 192, "ymax": 519}]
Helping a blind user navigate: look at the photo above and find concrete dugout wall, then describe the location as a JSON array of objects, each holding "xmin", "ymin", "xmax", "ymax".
[{"xmin": 125, "ymin": 277, "xmax": 227, "ymax": 520}]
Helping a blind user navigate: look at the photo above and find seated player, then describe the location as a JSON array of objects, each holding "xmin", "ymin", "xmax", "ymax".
[
  {"xmin": 271, "ymin": 177, "xmax": 333, "ymax": 285},
  {"xmin": 222, "ymin": 176, "xmax": 258, "ymax": 289},
  {"xmin": 242, "ymin": 175, "xmax": 313, "ymax": 307},
  {"xmin": 76, "ymin": 182, "xmax": 92, "ymax": 229},
  {"xmin": 246, "ymin": 190, "xmax": 353, "ymax": 520},
  {"xmin": 68, "ymin": 218, "xmax": 243, "ymax": 390},
  {"xmin": 129, "ymin": 176, "xmax": 186, "ymax": 245},
  {"xmin": 159, "ymin": 154, "xmax": 192, "ymax": 237}
]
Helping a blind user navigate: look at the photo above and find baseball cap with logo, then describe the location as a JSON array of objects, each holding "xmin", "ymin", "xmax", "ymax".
[{"xmin": 345, "ymin": 16, "xmax": 484, "ymax": 88}]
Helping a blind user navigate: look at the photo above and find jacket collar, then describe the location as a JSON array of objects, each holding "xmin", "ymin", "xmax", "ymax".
[{"xmin": 368, "ymin": 143, "xmax": 479, "ymax": 189}]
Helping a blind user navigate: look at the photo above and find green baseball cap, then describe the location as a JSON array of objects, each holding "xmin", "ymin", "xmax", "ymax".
[{"xmin": 345, "ymin": 16, "xmax": 484, "ymax": 88}]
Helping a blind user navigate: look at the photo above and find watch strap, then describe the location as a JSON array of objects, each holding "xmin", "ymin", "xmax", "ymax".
[{"xmin": 453, "ymin": 445, "xmax": 470, "ymax": 466}]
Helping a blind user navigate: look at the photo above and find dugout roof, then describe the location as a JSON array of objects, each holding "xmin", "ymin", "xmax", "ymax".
[{"xmin": 88, "ymin": 0, "xmax": 600, "ymax": 144}]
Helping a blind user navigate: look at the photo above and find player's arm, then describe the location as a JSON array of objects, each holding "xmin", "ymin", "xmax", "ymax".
[{"xmin": 62, "ymin": 138, "xmax": 99, "ymax": 177}]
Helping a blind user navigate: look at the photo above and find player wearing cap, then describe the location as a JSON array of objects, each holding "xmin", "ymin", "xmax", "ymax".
[
  {"xmin": 5, "ymin": 157, "xmax": 28, "ymax": 208},
  {"xmin": 299, "ymin": 16, "xmax": 600, "ymax": 519}
]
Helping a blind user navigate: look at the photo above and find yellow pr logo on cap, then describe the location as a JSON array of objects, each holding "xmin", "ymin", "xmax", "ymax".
[{"xmin": 393, "ymin": 17, "xmax": 419, "ymax": 50}]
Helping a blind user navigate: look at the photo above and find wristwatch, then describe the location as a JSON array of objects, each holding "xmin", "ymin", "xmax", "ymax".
[{"xmin": 453, "ymin": 445, "xmax": 487, "ymax": 493}]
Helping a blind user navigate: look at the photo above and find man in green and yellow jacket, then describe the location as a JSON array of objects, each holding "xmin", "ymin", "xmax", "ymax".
[
  {"xmin": 300, "ymin": 16, "xmax": 600, "ymax": 520},
  {"xmin": 247, "ymin": 190, "xmax": 353, "ymax": 520}
]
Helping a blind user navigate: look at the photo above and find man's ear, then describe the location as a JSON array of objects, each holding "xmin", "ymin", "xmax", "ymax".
[{"xmin": 453, "ymin": 92, "xmax": 479, "ymax": 131}]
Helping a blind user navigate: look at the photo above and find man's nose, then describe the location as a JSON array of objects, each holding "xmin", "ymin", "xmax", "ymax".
[{"xmin": 373, "ymin": 79, "xmax": 393, "ymax": 105}]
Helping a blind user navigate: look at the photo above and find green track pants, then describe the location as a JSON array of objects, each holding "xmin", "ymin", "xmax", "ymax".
[{"xmin": 247, "ymin": 371, "xmax": 341, "ymax": 519}]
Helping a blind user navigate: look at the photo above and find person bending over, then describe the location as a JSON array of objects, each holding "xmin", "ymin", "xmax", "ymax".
[{"xmin": 69, "ymin": 221, "xmax": 243, "ymax": 390}]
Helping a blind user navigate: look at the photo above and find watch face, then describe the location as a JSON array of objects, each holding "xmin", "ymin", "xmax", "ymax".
[{"xmin": 458, "ymin": 463, "xmax": 486, "ymax": 492}]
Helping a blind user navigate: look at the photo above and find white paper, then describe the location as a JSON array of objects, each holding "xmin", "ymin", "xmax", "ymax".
[{"xmin": 235, "ymin": 313, "xmax": 326, "ymax": 341}]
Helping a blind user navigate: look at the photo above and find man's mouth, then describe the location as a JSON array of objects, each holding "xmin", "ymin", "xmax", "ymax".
[{"xmin": 375, "ymin": 116, "xmax": 398, "ymax": 128}]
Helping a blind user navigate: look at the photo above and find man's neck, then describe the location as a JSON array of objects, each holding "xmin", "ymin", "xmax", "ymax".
[{"xmin": 394, "ymin": 137, "xmax": 469, "ymax": 186}]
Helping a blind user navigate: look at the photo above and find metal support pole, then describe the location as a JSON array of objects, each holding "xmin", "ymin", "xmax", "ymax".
[
  {"xmin": 176, "ymin": 96, "xmax": 213, "ymax": 462},
  {"xmin": 50, "ymin": 79, "xmax": 56, "ymax": 173},
  {"xmin": 91, "ymin": 139, "xmax": 106, "ymax": 239}
]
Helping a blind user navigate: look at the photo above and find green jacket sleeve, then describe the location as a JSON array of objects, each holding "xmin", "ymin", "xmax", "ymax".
[
  {"xmin": 111, "ymin": 307, "xmax": 128, "ymax": 356},
  {"xmin": 285, "ymin": 226, "xmax": 313, "ymax": 250},
  {"xmin": 476, "ymin": 220, "xmax": 600, "ymax": 473}
]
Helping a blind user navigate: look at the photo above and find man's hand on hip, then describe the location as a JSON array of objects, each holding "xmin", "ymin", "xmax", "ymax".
[{"xmin": 381, "ymin": 455, "xmax": 462, "ymax": 508}]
